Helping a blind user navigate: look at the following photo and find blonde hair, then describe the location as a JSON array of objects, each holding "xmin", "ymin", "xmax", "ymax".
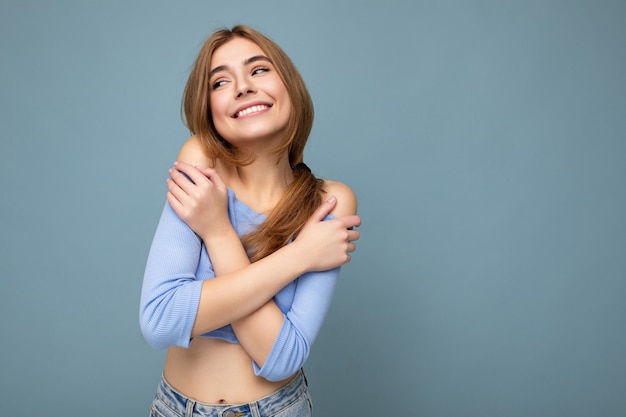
[{"xmin": 182, "ymin": 25, "xmax": 324, "ymax": 261}]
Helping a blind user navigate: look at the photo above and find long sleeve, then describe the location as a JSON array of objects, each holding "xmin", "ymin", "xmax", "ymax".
[
  {"xmin": 253, "ymin": 266, "xmax": 340, "ymax": 381},
  {"xmin": 139, "ymin": 202, "xmax": 211, "ymax": 349},
  {"xmin": 139, "ymin": 192, "xmax": 342, "ymax": 377}
]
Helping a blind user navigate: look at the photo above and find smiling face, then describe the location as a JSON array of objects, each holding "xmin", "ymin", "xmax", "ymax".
[{"xmin": 208, "ymin": 37, "xmax": 292, "ymax": 151}]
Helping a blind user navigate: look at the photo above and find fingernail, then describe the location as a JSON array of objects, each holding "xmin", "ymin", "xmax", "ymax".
[{"xmin": 327, "ymin": 196, "xmax": 336, "ymax": 204}]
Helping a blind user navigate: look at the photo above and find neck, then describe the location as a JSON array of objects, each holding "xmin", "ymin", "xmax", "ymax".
[{"xmin": 222, "ymin": 152, "xmax": 293, "ymax": 214}]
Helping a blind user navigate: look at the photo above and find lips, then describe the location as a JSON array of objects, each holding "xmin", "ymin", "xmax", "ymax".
[{"xmin": 233, "ymin": 103, "xmax": 271, "ymax": 118}]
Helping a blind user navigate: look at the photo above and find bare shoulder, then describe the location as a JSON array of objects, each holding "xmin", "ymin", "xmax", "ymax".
[
  {"xmin": 176, "ymin": 135, "xmax": 214, "ymax": 167},
  {"xmin": 322, "ymin": 180, "xmax": 358, "ymax": 216}
]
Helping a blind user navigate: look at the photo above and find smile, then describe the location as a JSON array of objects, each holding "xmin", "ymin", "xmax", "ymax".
[{"xmin": 234, "ymin": 104, "xmax": 270, "ymax": 118}]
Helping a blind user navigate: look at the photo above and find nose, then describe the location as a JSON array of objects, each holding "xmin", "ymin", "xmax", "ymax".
[
  {"xmin": 236, "ymin": 88, "xmax": 254, "ymax": 98},
  {"xmin": 235, "ymin": 76, "xmax": 256, "ymax": 98}
]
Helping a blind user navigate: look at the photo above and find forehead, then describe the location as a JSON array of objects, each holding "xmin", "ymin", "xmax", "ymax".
[{"xmin": 210, "ymin": 37, "xmax": 266, "ymax": 69}]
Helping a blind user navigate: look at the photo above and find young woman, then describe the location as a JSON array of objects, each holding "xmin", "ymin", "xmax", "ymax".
[{"xmin": 140, "ymin": 25, "xmax": 360, "ymax": 417}]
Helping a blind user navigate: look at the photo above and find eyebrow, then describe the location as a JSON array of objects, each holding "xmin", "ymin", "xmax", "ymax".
[{"xmin": 208, "ymin": 55, "xmax": 272, "ymax": 79}]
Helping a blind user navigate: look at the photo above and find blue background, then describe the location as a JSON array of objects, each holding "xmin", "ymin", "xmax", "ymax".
[{"xmin": 1, "ymin": 1, "xmax": 625, "ymax": 416}]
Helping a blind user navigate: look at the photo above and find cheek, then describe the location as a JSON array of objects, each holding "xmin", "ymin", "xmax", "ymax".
[
  {"xmin": 277, "ymin": 88, "xmax": 292, "ymax": 117},
  {"xmin": 209, "ymin": 94, "xmax": 221, "ymax": 116},
  {"xmin": 273, "ymin": 80, "xmax": 290, "ymax": 101},
  {"xmin": 267, "ymin": 81, "xmax": 290, "ymax": 112},
  {"xmin": 209, "ymin": 96, "xmax": 228, "ymax": 129}
]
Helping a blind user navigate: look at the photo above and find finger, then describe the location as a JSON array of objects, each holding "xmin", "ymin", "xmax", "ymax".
[
  {"xmin": 195, "ymin": 165, "xmax": 226, "ymax": 191},
  {"xmin": 168, "ymin": 167, "xmax": 198, "ymax": 195},
  {"xmin": 172, "ymin": 161, "xmax": 209, "ymax": 188},
  {"xmin": 166, "ymin": 177, "xmax": 190, "ymax": 205},
  {"xmin": 166, "ymin": 189, "xmax": 184, "ymax": 214},
  {"xmin": 307, "ymin": 196, "xmax": 338, "ymax": 223},
  {"xmin": 347, "ymin": 229, "xmax": 360, "ymax": 242},
  {"xmin": 339, "ymin": 214, "xmax": 361, "ymax": 230},
  {"xmin": 346, "ymin": 242, "xmax": 357, "ymax": 253}
]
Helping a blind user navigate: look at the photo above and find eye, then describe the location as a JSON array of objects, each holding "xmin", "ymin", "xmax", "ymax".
[
  {"xmin": 251, "ymin": 66, "xmax": 270, "ymax": 76},
  {"xmin": 211, "ymin": 79, "xmax": 228, "ymax": 90}
]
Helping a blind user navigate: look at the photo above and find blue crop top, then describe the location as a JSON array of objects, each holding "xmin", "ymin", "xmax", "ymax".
[{"xmin": 140, "ymin": 188, "xmax": 339, "ymax": 381}]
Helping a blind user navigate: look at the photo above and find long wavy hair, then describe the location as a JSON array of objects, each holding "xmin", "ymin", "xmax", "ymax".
[{"xmin": 182, "ymin": 25, "xmax": 324, "ymax": 261}]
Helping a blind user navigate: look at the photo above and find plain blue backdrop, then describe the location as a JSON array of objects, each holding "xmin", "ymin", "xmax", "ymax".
[{"xmin": 1, "ymin": 1, "xmax": 625, "ymax": 416}]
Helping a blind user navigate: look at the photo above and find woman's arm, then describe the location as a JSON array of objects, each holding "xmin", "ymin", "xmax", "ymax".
[
  {"xmin": 170, "ymin": 162, "xmax": 359, "ymax": 338},
  {"xmin": 139, "ymin": 201, "xmax": 206, "ymax": 349},
  {"xmin": 234, "ymin": 182, "xmax": 358, "ymax": 380},
  {"xmin": 140, "ymin": 136, "xmax": 270, "ymax": 348},
  {"xmin": 141, "ymin": 137, "xmax": 360, "ymax": 352},
  {"xmin": 171, "ymin": 160, "xmax": 360, "ymax": 380},
  {"xmin": 139, "ymin": 198, "xmax": 352, "ymax": 348}
]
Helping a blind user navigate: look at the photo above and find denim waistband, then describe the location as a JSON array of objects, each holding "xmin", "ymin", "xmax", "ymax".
[{"xmin": 155, "ymin": 370, "xmax": 307, "ymax": 417}]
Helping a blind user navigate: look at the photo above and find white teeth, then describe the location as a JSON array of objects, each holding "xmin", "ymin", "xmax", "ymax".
[{"xmin": 236, "ymin": 105, "xmax": 268, "ymax": 118}]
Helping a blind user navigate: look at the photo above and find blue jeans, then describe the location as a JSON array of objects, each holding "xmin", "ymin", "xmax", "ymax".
[{"xmin": 149, "ymin": 370, "xmax": 313, "ymax": 417}]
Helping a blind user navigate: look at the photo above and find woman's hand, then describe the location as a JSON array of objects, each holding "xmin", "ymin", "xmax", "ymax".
[
  {"xmin": 293, "ymin": 196, "xmax": 361, "ymax": 272},
  {"xmin": 166, "ymin": 161, "xmax": 231, "ymax": 238}
]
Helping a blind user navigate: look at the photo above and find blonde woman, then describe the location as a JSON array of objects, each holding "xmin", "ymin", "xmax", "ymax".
[{"xmin": 140, "ymin": 25, "xmax": 360, "ymax": 417}]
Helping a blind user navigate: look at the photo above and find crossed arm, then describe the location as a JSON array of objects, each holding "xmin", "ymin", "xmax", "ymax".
[{"xmin": 150, "ymin": 140, "xmax": 360, "ymax": 379}]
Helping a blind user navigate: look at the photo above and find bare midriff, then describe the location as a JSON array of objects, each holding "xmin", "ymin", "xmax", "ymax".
[{"xmin": 163, "ymin": 338, "xmax": 295, "ymax": 404}]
